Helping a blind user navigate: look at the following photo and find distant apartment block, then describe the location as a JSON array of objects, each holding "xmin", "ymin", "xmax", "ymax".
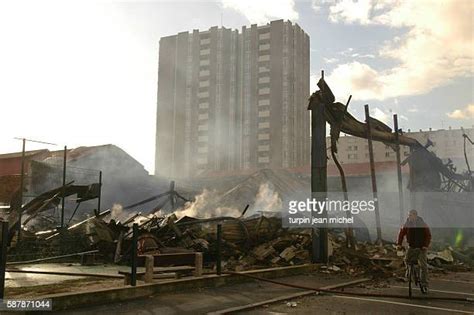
[
  {"xmin": 327, "ymin": 126, "xmax": 474, "ymax": 172},
  {"xmin": 155, "ymin": 20, "xmax": 310, "ymax": 178}
]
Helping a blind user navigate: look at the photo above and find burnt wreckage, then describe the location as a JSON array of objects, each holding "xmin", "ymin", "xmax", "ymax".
[
  {"xmin": 309, "ymin": 76, "xmax": 473, "ymax": 194},
  {"xmin": 1, "ymin": 78, "xmax": 472, "ymax": 272},
  {"xmin": 309, "ymin": 76, "xmax": 473, "ymax": 242}
]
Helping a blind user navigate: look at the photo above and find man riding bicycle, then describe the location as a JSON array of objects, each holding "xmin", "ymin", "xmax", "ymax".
[{"xmin": 397, "ymin": 209, "xmax": 431, "ymax": 294}]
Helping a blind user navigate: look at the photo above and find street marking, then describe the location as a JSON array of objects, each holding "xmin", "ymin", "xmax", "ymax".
[
  {"xmin": 207, "ymin": 278, "xmax": 371, "ymax": 314},
  {"xmin": 435, "ymin": 279, "xmax": 473, "ymax": 285},
  {"xmin": 391, "ymin": 286, "xmax": 474, "ymax": 296},
  {"xmin": 333, "ymin": 295, "xmax": 474, "ymax": 314}
]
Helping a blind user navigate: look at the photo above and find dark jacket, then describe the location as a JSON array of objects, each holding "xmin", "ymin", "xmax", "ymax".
[{"xmin": 397, "ymin": 216, "xmax": 431, "ymax": 248}]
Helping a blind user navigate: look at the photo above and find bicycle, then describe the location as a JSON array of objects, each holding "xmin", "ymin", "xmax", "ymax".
[
  {"xmin": 401, "ymin": 246, "xmax": 428, "ymax": 297},
  {"xmin": 407, "ymin": 260, "xmax": 423, "ymax": 298}
]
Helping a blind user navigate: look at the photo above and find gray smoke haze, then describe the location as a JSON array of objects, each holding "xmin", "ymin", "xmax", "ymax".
[
  {"xmin": 253, "ymin": 182, "xmax": 283, "ymax": 213},
  {"xmin": 175, "ymin": 189, "xmax": 241, "ymax": 219}
]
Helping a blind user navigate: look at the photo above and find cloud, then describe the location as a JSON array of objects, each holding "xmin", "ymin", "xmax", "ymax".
[
  {"xmin": 351, "ymin": 53, "xmax": 375, "ymax": 59},
  {"xmin": 317, "ymin": 0, "xmax": 473, "ymax": 100},
  {"xmin": 447, "ymin": 104, "xmax": 474, "ymax": 120},
  {"xmin": 326, "ymin": 61, "xmax": 384, "ymax": 99},
  {"xmin": 221, "ymin": 0, "xmax": 298, "ymax": 24},
  {"xmin": 312, "ymin": 0, "xmax": 333, "ymax": 12},
  {"xmin": 323, "ymin": 57, "xmax": 338, "ymax": 64},
  {"xmin": 371, "ymin": 107, "xmax": 390, "ymax": 124},
  {"xmin": 327, "ymin": 0, "xmax": 375, "ymax": 25}
]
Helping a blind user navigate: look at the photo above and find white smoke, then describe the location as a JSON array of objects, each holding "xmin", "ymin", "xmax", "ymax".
[
  {"xmin": 110, "ymin": 203, "xmax": 124, "ymax": 220},
  {"xmin": 175, "ymin": 189, "xmax": 241, "ymax": 219},
  {"xmin": 253, "ymin": 182, "xmax": 282, "ymax": 212}
]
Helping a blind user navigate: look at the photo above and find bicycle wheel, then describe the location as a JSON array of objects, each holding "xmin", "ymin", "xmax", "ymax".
[
  {"xmin": 414, "ymin": 265, "xmax": 419, "ymax": 286},
  {"xmin": 408, "ymin": 264, "xmax": 413, "ymax": 298}
]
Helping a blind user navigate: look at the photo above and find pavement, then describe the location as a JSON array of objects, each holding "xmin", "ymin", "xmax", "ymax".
[
  {"xmin": 5, "ymin": 263, "xmax": 130, "ymax": 288},
  {"xmin": 241, "ymin": 271, "xmax": 474, "ymax": 314},
  {"xmin": 4, "ymin": 265, "xmax": 473, "ymax": 314},
  {"xmin": 47, "ymin": 271, "xmax": 474, "ymax": 315},
  {"xmin": 49, "ymin": 273, "xmax": 361, "ymax": 315}
]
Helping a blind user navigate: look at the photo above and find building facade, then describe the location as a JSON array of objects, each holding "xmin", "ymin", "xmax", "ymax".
[
  {"xmin": 0, "ymin": 145, "xmax": 157, "ymax": 209},
  {"xmin": 155, "ymin": 20, "xmax": 310, "ymax": 178}
]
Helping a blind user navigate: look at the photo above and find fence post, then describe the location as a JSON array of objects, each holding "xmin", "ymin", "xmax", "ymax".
[
  {"xmin": 216, "ymin": 224, "xmax": 222, "ymax": 275},
  {"xmin": 61, "ymin": 146, "xmax": 67, "ymax": 229},
  {"xmin": 0, "ymin": 221, "xmax": 9, "ymax": 299},
  {"xmin": 97, "ymin": 171, "xmax": 102, "ymax": 212},
  {"xmin": 18, "ymin": 138, "xmax": 25, "ymax": 241},
  {"xmin": 130, "ymin": 223, "xmax": 138, "ymax": 286}
]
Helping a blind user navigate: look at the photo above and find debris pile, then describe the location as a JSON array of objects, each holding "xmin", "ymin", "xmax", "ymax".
[
  {"xmin": 3, "ymin": 175, "xmax": 472, "ymax": 278},
  {"xmin": 7, "ymin": 203, "xmax": 474, "ymax": 277},
  {"xmin": 330, "ymin": 238, "xmax": 404, "ymax": 277}
]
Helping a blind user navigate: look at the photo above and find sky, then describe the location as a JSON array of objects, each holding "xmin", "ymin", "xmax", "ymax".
[{"xmin": 0, "ymin": 0, "xmax": 473, "ymax": 174}]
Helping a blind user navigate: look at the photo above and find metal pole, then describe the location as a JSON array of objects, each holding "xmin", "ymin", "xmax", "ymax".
[
  {"xmin": 216, "ymin": 224, "xmax": 222, "ymax": 275},
  {"xmin": 97, "ymin": 171, "xmax": 102, "ymax": 212},
  {"xmin": 393, "ymin": 114, "xmax": 405, "ymax": 226},
  {"xmin": 364, "ymin": 105, "xmax": 382, "ymax": 242},
  {"xmin": 61, "ymin": 146, "xmax": 67, "ymax": 228},
  {"xmin": 131, "ymin": 223, "xmax": 138, "ymax": 286},
  {"xmin": 409, "ymin": 146, "xmax": 416, "ymax": 209},
  {"xmin": 0, "ymin": 221, "xmax": 8, "ymax": 299},
  {"xmin": 311, "ymin": 70, "xmax": 328, "ymax": 263},
  {"xmin": 17, "ymin": 138, "xmax": 26, "ymax": 240},
  {"xmin": 170, "ymin": 180, "xmax": 176, "ymax": 211}
]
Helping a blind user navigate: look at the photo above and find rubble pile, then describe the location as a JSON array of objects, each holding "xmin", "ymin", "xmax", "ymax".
[
  {"xmin": 8, "ymin": 205, "xmax": 473, "ymax": 277},
  {"xmin": 139, "ymin": 213, "xmax": 313, "ymax": 271},
  {"xmin": 329, "ymin": 238, "xmax": 404, "ymax": 277}
]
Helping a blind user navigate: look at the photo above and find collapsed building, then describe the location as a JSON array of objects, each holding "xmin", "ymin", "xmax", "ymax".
[{"xmin": 0, "ymin": 79, "xmax": 473, "ymax": 281}]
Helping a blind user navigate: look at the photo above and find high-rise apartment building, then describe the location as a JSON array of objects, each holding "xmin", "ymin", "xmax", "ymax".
[{"xmin": 156, "ymin": 20, "xmax": 310, "ymax": 178}]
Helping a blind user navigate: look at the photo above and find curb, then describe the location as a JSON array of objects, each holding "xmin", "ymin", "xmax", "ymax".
[{"xmin": 29, "ymin": 264, "xmax": 320, "ymax": 311}]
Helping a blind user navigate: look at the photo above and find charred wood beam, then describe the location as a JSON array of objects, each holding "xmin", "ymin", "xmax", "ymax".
[
  {"xmin": 393, "ymin": 114, "xmax": 405, "ymax": 225},
  {"xmin": 462, "ymin": 127, "xmax": 473, "ymax": 175},
  {"xmin": 330, "ymin": 95, "xmax": 355, "ymax": 249},
  {"xmin": 44, "ymin": 209, "xmax": 111, "ymax": 240},
  {"xmin": 324, "ymin": 101, "xmax": 421, "ymax": 148},
  {"xmin": 240, "ymin": 204, "xmax": 250, "ymax": 217},
  {"xmin": 365, "ymin": 105, "xmax": 382, "ymax": 242},
  {"xmin": 310, "ymin": 71, "xmax": 329, "ymax": 263},
  {"xmin": 123, "ymin": 191, "xmax": 171, "ymax": 210}
]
